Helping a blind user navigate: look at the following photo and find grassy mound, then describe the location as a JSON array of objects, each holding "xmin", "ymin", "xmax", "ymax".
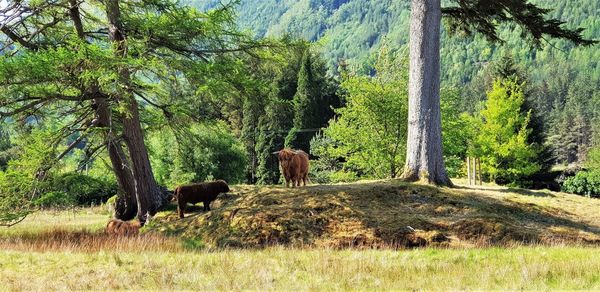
[{"xmin": 148, "ymin": 180, "xmax": 600, "ymax": 248}]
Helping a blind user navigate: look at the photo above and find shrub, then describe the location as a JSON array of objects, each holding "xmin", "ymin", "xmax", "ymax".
[
  {"xmin": 46, "ymin": 173, "xmax": 119, "ymax": 205},
  {"xmin": 149, "ymin": 122, "xmax": 248, "ymax": 188},
  {"xmin": 33, "ymin": 191, "xmax": 77, "ymax": 208},
  {"xmin": 562, "ymin": 171, "xmax": 600, "ymax": 198}
]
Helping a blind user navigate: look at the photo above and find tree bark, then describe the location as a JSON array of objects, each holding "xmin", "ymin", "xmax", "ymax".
[
  {"xmin": 400, "ymin": 0, "xmax": 452, "ymax": 186},
  {"xmin": 67, "ymin": 3, "xmax": 138, "ymax": 220},
  {"xmin": 94, "ymin": 94, "xmax": 139, "ymax": 220},
  {"xmin": 106, "ymin": 0, "xmax": 162, "ymax": 224}
]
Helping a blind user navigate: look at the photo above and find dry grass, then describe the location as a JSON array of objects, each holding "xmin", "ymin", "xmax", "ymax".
[
  {"xmin": 0, "ymin": 209, "xmax": 182, "ymax": 252},
  {"xmin": 1, "ymin": 247, "xmax": 600, "ymax": 290},
  {"xmin": 2, "ymin": 182, "xmax": 600, "ymax": 290},
  {"xmin": 150, "ymin": 180, "xmax": 600, "ymax": 248}
]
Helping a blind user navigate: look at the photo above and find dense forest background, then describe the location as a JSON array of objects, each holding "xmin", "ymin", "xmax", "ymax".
[
  {"xmin": 191, "ymin": 0, "xmax": 599, "ymax": 168},
  {"xmin": 0, "ymin": 0, "xmax": 598, "ymax": 215}
]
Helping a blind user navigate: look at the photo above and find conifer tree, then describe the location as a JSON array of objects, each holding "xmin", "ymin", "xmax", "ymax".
[{"xmin": 474, "ymin": 79, "xmax": 540, "ymax": 183}]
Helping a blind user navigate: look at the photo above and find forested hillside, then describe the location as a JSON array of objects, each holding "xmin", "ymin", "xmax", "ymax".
[
  {"xmin": 191, "ymin": 0, "xmax": 598, "ymax": 79},
  {"xmin": 192, "ymin": 0, "xmax": 600, "ymax": 168}
]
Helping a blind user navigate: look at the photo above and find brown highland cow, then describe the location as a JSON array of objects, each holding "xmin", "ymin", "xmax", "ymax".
[
  {"xmin": 106, "ymin": 219, "xmax": 141, "ymax": 236},
  {"xmin": 273, "ymin": 148, "xmax": 310, "ymax": 187},
  {"xmin": 173, "ymin": 180, "xmax": 230, "ymax": 218}
]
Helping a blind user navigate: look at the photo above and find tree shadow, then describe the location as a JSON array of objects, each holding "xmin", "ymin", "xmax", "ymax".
[
  {"xmin": 334, "ymin": 183, "xmax": 600, "ymax": 246},
  {"xmin": 453, "ymin": 185, "xmax": 556, "ymax": 198}
]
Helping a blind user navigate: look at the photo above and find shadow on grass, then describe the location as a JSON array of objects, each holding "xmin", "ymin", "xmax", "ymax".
[{"xmin": 454, "ymin": 185, "xmax": 556, "ymax": 198}]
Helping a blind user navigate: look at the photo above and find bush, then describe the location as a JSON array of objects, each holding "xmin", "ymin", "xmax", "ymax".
[
  {"xmin": 33, "ymin": 191, "xmax": 77, "ymax": 208},
  {"xmin": 46, "ymin": 173, "xmax": 119, "ymax": 205},
  {"xmin": 149, "ymin": 122, "xmax": 248, "ymax": 188},
  {"xmin": 562, "ymin": 171, "xmax": 600, "ymax": 198}
]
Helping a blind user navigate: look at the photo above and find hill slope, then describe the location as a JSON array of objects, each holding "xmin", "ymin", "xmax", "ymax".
[{"xmin": 150, "ymin": 181, "xmax": 600, "ymax": 248}]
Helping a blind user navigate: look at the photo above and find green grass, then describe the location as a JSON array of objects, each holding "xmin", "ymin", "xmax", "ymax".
[
  {"xmin": 2, "ymin": 181, "xmax": 600, "ymax": 290},
  {"xmin": 1, "ymin": 247, "xmax": 599, "ymax": 290}
]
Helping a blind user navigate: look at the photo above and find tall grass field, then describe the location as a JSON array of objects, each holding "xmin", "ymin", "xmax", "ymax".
[{"xmin": 1, "ymin": 198, "xmax": 600, "ymax": 290}]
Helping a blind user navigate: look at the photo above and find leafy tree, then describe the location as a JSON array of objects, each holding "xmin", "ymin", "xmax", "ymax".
[
  {"xmin": 149, "ymin": 122, "xmax": 247, "ymax": 188},
  {"xmin": 586, "ymin": 147, "xmax": 600, "ymax": 171},
  {"xmin": 440, "ymin": 88, "xmax": 470, "ymax": 177},
  {"xmin": 313, "ymin": 49, "xmax": 408, "ymax": 179},
  {"xmin": 465, "ymin": 54, "xmax": 554, "ymax": 172},
  {"xmin": 472, "ymin": 79, "xmax": 541, "ymax": 183},
  {"xmin": 0, "ymin": 0, "xmax": 267, "ymax": 224},
  {"xmin": 0, "ymin": 128, "xmax": 58, "ymax": 225}
]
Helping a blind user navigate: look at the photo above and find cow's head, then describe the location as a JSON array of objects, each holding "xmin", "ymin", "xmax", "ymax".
[{"xmin": 273, "ymin": 148, "xmax": 295, "ymax": 162}]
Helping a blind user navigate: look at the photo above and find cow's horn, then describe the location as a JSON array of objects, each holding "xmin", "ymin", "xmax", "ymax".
[{"xmin": 272, "ymin": 151, "xmax": 280, "ymax": 155}]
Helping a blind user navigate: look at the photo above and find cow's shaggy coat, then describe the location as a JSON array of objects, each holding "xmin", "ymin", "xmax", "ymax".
[
  {"xmin": 106, "ymin": 219, "xmax": 141, "ymax": 236},
  {"xmin": 275, "ymin": 149, "xmax": 310, "ymax": 187},
  {"xmin": 173, "ymin": 180, "xmax": 230, "ymax": 218}
]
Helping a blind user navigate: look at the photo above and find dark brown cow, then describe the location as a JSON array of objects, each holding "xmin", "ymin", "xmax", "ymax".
[
  {"xmin": 173, "ymin": 180, "xmax": 230, "ymax": 218},
  {"xmin": 274, "ymin": 148, "xmax": 310, "ymax": 187}
]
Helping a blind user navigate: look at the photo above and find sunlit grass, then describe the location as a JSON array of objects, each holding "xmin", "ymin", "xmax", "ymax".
[
  {"xmin": 2, "ymin": 183, "xmax": 600, "ymax": 290},
  {"xmin": 1, "ymin": 247, "xmax": 599, "ymax": 290}
]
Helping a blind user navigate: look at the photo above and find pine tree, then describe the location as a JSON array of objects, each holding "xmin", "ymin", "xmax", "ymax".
[
  {"xmin": 474, "ymin": 79, "xmax": 541, "ymax": 183},
  {"xmin": 286, "ymin": 49, "xmax": 341, "ymax": 153}
]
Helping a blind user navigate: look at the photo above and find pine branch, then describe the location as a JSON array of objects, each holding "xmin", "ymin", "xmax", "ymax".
[{"xmin": 443, "ymin": 0, "xmax": 598, "ymax": 46}]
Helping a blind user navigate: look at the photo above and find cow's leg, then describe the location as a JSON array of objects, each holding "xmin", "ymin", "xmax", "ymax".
[
  {"xmin": 203, "ymin": 201, "xmax": 211, "ymax": 212},
  {"xmin": 178, "ymin": 201, "xmax": 185, "ymax": 218}
]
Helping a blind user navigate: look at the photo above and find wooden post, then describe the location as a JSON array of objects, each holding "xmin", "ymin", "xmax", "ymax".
[
  {"xmin": 467, "ymin": 157, "xmax": 471, "ymax": 185},
  {"xmin": 477, "ymin": 158, "xmax": 482, "ymax": 185},
  {"xmin": 472, "ymin": 157, "xmax": 478, "ymax": 185},
  {"xmin": 471, "ymin": 157, "xmax": 477, "ymax": 186}
]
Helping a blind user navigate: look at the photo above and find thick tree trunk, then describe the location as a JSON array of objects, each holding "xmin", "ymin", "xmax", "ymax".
[
  {"xmin": 400, "ymin": 0, "xmax": 452, "ymax": 186},
  {"xmin": 106, "ymin": 0, "xmax": 162, "ymax": 224},
  {"xmin": 94, "ymin": 94, "xmax": 138, "ymax": 220},
  {"xmin": 122, "ymin": 99, "xmax": 162, "ymax": 221},
  {"xmin": 68, "ymin": 4, "xmax": 138, "ymax": 220}
]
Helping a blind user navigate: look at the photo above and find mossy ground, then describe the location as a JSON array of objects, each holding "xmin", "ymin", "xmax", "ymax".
[{"xmin": 148, "ymin": 179, "xmax": 600, "ymax": 248}]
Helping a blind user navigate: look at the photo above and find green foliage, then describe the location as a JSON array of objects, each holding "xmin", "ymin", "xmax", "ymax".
[
  {"xmin": 312, "ymin": 48, "xmax": 408, "ymax": 179},
  {"xmin": 562, "ymin": 170, "xmax": 600, "ymax": 198},
  {"xmin": 149, "ymin": 122, "xmax": 247, "ymax": 188},
  {"xmin": 471, "ymin": 79, "xmax": 541, "ymax": 184},
  {"xmin": 256, "ymin": 99, "xmax": 294, "ymax": 185},
  {"xmin": 587, "ymin": 147, "xmax": 600, "ymax": 171},
  {"xmin": 0, "ymin": 129, "xmax": 58, "ymax": 225},
  {"xmin": 254, "ymin": 46, "xmax": 340, "ymax": 185},
  {"xmin": 0, "ymin": 128, "xmax": 14, "ymax": 171},
  {"xmin": 32, "ymin": 191, "xmax": 76, "ymax": 209},
  {"xmin": 440, "ymin": 88, "xmax": 471, "ymax": 177},
  {"xmin": 442, "ymin": 0, "xmax": 597, "ymax": 45},
  {"xmin": 45, "ymin": 173, "xmax": 118, "ymax": 206},
  {"xmin": 286, "ymin": 49, "xmax": 341, "ymax": 152},
  {"xmin": 563, "ymin": 146, "xmax": 600, "ymax": 197}
]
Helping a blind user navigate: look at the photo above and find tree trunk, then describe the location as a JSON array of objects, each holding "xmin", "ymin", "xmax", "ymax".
[
  {"xmin": 106, "ymin": 0, "xmax": 162, "ymax": 224},
  {"xmin": 400, "ymin": 0, "xmax": 452, "ymax": 186},
  {"xmin": 68, "ymin": 4, "xmax": 138, "ymax": 220},
  {"xmin": 94, "ymin": 94, "xmax": 139, "ymax": 220}
]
